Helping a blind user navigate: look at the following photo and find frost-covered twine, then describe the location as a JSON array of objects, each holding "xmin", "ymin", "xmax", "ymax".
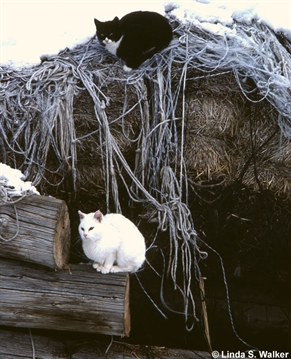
[
  {"xmin": 59, "ymin": 35, "xmax": 209, "ymax": 328},
  {"xmin": 172, "ymin": 19, "xmax": 291, "ymax": 134},
  {"xmin": 0, "ymin": 53, "xmax": 78, "ymax": 190},
  {"xmin": 0, "ymin": 17, "xmax": 290, "ymax": 340}
]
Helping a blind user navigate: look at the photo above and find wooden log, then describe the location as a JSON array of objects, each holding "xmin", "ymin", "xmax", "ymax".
[
  {"xmin": 0, "ymin": 258, "xmax": 130, "ymax": 337},
  {"xmin": 0, "ymin": 195, "xmax": 71, "ymax": 269},
  {"xmin": 0, "ymin": 326, "xmax": 211, "ymax": 359}
]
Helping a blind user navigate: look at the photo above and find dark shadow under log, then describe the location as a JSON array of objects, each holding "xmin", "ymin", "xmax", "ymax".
[
  {"xmin": 0, "ymin": 258, "xmax": 130, "ymax": 337},
  {"xmin": 0, "ymin": 195, "xmax": 71, "ymax": 269},
  {"xmin": 0, "ymin": 326, "xmax": 211, "ymax": 359}
]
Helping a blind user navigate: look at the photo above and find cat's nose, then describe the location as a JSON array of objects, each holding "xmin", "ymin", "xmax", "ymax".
[{"xmin": 84, "ymin": 233, "xmax": 88, "ymax": 238}]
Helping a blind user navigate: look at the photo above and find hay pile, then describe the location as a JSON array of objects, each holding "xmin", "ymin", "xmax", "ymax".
[
  {"xmin": 184, "ymin": 71, "xmax": 291, "ymax": 195},
  {"xmin": 1, "ymin": 15, "xmax": 291, "ymax": 342}
]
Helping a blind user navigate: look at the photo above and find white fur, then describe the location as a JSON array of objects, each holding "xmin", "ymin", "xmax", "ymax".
[
  {"xmin": 78, "ymin": 210, "xmax": 146, "ymax": 274},
  {"xmin": 123, "ymin": 64, "xmax": 133, "ymax": 72},
  {"xmin": 103, "ymin": 37, "xmax": 133, "ymax": 72},
  {"xmin": 104, "ymin": 36, "xmax": 123, "ymax": 56}
]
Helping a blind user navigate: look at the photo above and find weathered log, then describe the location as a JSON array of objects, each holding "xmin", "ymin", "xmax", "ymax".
[
  {"xmin": 0, "ymin": 195, "xmax": 70, "ymax": 269},
  {"xmin": 0, "ymin": 326, "xmax": 211, "ymax": 359},
  {"xmin": 0, "ymin": 258, "xmax": 130, "ymax": 337}
]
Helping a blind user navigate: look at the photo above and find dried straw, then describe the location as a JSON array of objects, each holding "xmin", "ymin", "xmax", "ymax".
[{"xmin": 1, "ymin": 17, "xmax": 291, "ymax": 336}]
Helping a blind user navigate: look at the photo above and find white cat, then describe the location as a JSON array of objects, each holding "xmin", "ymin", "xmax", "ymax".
[{"xmin": 78, "ymin": 210, "xmax": 146, "ymax": 274}]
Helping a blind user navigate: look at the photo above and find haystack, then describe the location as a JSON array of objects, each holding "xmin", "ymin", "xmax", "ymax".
[{"xmin": 1, "ymin": 14, "xmax": 290, "ymax": 350}]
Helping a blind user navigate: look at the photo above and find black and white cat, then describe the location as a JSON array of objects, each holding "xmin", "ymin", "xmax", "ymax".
[{"xmin": 94, "ymin": 11, "xmax": 172, "ymax": 71}]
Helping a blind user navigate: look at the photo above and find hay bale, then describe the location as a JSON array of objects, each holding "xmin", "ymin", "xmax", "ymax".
[
  {"xmin": 183, "ymin": 81, "xmax": 241, "ymax": 181},
  {"xmin": 1, "ymin": 17, "xmax": 291, "ymax": 345},
  {"xmin": 185, "ymin": 135, "xmax": 231, "ymax": 180},
  {"xmin": 183, "ymin": 70, "xmax": 291, "ymax": 196},
  {"xmin": 232, "ymin": 100, "xmax": 291, "ymax": 195},
  {"xmin": 185, "ymin": 96, "xmax": 239, "ymax": 139}
]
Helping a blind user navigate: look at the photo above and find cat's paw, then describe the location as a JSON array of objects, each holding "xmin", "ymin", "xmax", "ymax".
[
  {"xmin": 93, "ymin": 262, "xmax": 101, "ymax": 271},
  {"xmin": 100, "ymin": 266, "xmax": 111, "ymax": 274},
  {"xmin": 110, "ymin": 265, "xmax": 123, "ymax": 273},
  {"xmin": 93, "ymin": 263, "xmax": 110, "ymax": 274},
  {"xmin": 123, "ymin": 65, "xmax": 132, "ymax": 72}
]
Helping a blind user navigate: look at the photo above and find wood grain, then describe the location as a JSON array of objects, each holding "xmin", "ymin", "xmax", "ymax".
[
  {"xmin": 0, "ymin": 326, "xmax": 211, "ymax": 359},
  {"xmin": 0, "ymin": 258, "xmax": 130, "ymax": 337},
  {"xmin": 0, "ymin": 195, "xmax": 71, "ymax": 268}
]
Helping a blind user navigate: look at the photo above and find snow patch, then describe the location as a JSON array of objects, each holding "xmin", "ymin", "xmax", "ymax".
[{"xmin": 0, "ymin": 163, "xmax": 39, "ymax": 200}]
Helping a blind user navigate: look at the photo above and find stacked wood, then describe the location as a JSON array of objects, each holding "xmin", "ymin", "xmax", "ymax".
[
  {"xmin": 0, "ymin": 257, "xmax": 130, "ymax": 337},
  {"xmin": 0, "ymin": 326, "xmax": 211, "ymax": 359},
  {"xmin": 0, "ymin": 195, "xmax": 71, "ymax": 269}
]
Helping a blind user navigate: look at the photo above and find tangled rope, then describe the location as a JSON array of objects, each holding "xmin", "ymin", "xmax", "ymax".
[{"xmin": 1, "ymin": 16, "xmax": 290, "ymax": 337}]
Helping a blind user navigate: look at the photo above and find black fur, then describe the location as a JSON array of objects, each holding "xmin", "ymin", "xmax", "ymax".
[{"xmin": 94, "ymin": 11, "xmax": 172, "ymax": 70}]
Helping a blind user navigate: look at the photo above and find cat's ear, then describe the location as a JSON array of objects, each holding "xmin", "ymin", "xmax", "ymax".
[
  {"xmin": 94, "ymin": 18, "xmax": 101, "ymax": 28},
  {"xmin": 94, "ymin": 210, "xmax": 103, "ymax": 223},
  {"xmin": 112, "ymin": 16, "xmax": 119, "ymax": 23},
  {"xmin": 78, "ymin": 210, "xmax": 85, "ymax": 219}
]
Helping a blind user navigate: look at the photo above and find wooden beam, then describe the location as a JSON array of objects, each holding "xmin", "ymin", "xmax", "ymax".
[
  {"xmin": 0, "ymin": 195, "xmax": 71, "ymax": 269},
  {"xmin": 0, "ymin": 326, "xmax": 211, "ymax": 359},
  {"xmin": 0, "ymin": 258, "xmax": 130, "ymax": 337}
]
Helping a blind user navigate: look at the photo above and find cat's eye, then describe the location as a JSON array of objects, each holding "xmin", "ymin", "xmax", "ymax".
[
  {"xmin": 81, "ymin": 227, "xmax": 84, "ymax": 231},
  {"xmin": 109, "ymin": 33, "xmax": 114, "ymax": 36},
  {"xmin": 89, "ymin": 227, "xmax": 94, "ymax": 231}
]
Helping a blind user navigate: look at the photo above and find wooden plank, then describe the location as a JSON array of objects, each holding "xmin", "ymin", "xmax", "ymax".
[
  {"xmin": 0, "ymin": 326, "xmax": 211, "ymax": 359},
  {"xmin": 0, "ymin": 195, "xmax": 71, "ymax": 269},
  {"xmin": 0, "ymin": 258, "xmax": 130, "ymax": 337}
]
